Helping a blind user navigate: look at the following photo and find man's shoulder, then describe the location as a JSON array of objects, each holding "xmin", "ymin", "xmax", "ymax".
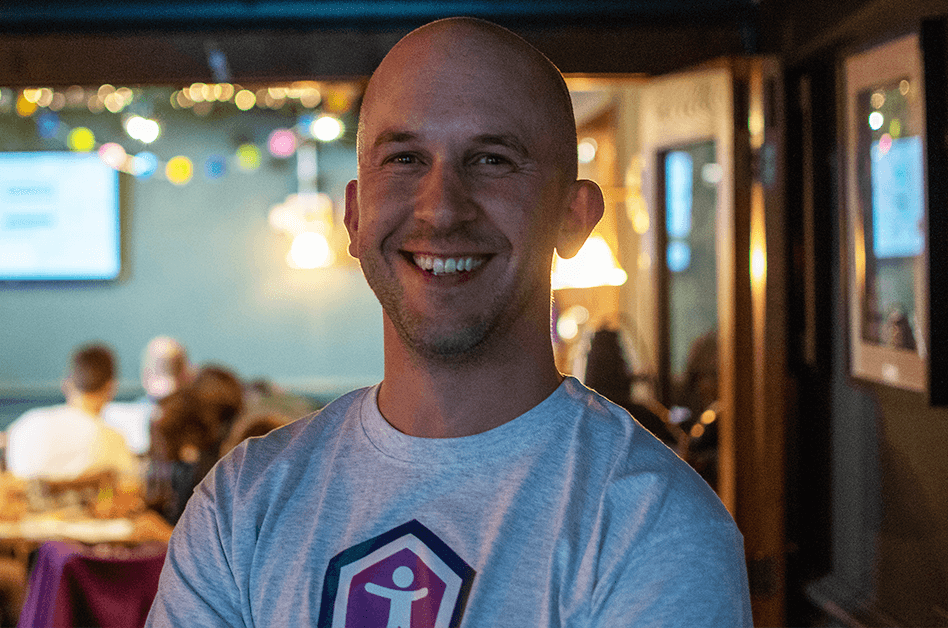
[
  {"xmin": 557, "ymin": 379, "xmax": 736, "ymax": 532},
  {"xmin": 10, "ymin": 404, "xmax": 83, "ymax": 431}
]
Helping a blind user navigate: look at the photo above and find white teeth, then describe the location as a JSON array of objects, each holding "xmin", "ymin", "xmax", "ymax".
[{"xmin": 412, "ymin": 254, "xmax": 485, "ymax": 275}]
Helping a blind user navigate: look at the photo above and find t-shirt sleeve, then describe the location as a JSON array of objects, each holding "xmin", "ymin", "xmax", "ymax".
[
  {"xmin": 145, "ymin": 467, "xmax": 246, "ymax": 627},
  {"xmin": 587, "ymin": 451, "xmax": 754, "ymax": 628},
  {"xmin": 589, "ymin": 519, "xmax": 753, "ymax": 627}
]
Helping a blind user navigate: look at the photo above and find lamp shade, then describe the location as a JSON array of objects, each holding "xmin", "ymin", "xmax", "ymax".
[{"xmin": 551, "ymin": 234, "xmax": 627, "ymax": 290}]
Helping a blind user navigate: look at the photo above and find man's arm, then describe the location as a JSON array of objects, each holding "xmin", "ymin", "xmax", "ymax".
[
  {"xmin": 590, "ymin": 519, "xmax": 753, "ymax": 627},
  {"xmin": 145, "ymin": 479, "xmax": 246, "ymax": 627}
]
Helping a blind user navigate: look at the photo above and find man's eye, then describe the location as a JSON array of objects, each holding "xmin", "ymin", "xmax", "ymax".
[
  {"xmin": 387, "ymin": 154, "xmax": 418, "ymax": 165},
  {"xmin": 474, "ymin": 154, "xmax": 511, "ymax": 166}
]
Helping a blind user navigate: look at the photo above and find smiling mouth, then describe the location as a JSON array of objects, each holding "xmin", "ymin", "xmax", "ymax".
[{"xmin": 411, "ymin": 253, "xmax": 487, "ymax": 276}]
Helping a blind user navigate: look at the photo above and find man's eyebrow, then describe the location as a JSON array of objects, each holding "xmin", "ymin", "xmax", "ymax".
[
  {"xmin": 370, "ymin": 130, "xmax": 530, "ymax": 158},
  {"xmin": 372, "ymin": 130, "xmax": 418, "ymax": 150},
  {"xmin": 472, "ymin": 134, "xmax": 530, "ymax": 158}
]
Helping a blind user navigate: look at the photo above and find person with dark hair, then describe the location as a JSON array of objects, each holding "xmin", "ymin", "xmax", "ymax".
[
  {"xmin": 189, "ymin": 364, "xmax": 244, "ymax": 453},
  {"xmin": 148, "ymin": 17, "xmax": 750, "ymax": 627},
  {"xmin": 583, "ymin": 327, "xmax": 679, "ymax": 447},
  {"xmin": 5, "ymin": 343, "xmax": 138, "ymax": 485},
  {"xmin": 218, "ymin": 412, "xmax": 287, "ymax": 458},
  {"xmin": 146, "ymin": 389, "xmax": 220, "ymax": 525}
]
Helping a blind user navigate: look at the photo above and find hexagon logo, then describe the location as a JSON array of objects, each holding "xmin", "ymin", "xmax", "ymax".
[{"xmin": 318, "ymin": 519, "xmax": 476, "ymax": 628}]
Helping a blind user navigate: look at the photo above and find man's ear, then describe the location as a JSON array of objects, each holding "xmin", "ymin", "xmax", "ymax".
[
  {"xmin": 555, "ymin": 179, "xmax": 605, "ymax": 259},
  {"xmin": 343, "ymin": 179, "xmax": 360, "ymax": 259}
]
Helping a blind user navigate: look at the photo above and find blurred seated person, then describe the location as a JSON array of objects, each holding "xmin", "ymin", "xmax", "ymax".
[
  {"xmin": 883, "ymin": 306, "xmax": 917, "ymax": 351},
  {"xmin": 219, "ymin": 412, "xmax": 287, "ymax": 458},
  {"xmin": 146, "ymin": 389, "xmax": 220, "ymax": 525},
  {"xmin": 583, "ymin": 327, "xmax": 680, "ymax": 447},
  {"xmin": 5, "ymin": 344, "xmax": 140, "ymax": 503},
  {"xmin": 104, "ymin": 336, "xmax": 192, "ymax": 456},
  {"xmin": 243, "ymin": 378, "xmax": 315, "ymax": 423},
  {"xmin": 675, "ymin": 330, "xmax": 719, "ymax": 489},
  {"xmin": 190, "ymin": 365, "xmax": 244, "ymax": 455}
]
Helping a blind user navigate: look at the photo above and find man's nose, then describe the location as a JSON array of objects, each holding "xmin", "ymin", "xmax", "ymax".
[{"xmin": 414, "ymin": 160, "xmax": 477, "ymax": 228}]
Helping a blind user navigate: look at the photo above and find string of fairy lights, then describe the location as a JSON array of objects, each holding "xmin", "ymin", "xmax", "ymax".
[{"xmin": 0, "ymin": 81, "xmax": 357, "ymax": 186}]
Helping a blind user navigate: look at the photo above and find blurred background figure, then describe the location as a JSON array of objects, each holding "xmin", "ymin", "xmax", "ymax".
[
  {"xmin": 104, "ymin": 336, "xmax": 192, "ymax": 457},
  {"xmin": 190, "ymin": 365, "xmax": 245, "ymax": 456},
  {"xmin": 242, "ymin": 378, "xmax": 315, "ymax": 425},
  {"xmin": 219, "ymin": 412, "xmax": 286, "ymax": 458},
  {"xmin": 583, "ymin": 326, "xmax": 682, "ymax": 449},
  {"xmin": 674, "ymin": 330, "xmax": 719, "ymax": 489},
  {"xmin": 145, "ymin": 363, "xmax": 244, "ymax": 524},
  {"xmin": 4, "ymin": 343, "xmax": 139, "ymax": 490},
  {"xmin": 146, "ymin": 388, "xmax": 219, "ymax": 525}
]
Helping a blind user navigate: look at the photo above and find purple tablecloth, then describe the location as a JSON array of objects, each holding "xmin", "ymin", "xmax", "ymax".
[{"xmin": 17, "ymin": 541, "xmax": 166, "ymax": 628}]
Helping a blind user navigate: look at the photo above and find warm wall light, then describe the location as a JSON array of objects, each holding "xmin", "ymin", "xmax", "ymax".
[
  {"xmin": 287, "ymin": 232, "xmax": 333, "ymax": 269},
  {"xmin": 551, "ymin": 234, "xmax": 627, "ymax": 290}
]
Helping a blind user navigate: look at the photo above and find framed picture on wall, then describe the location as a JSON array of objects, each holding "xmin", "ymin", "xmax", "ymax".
[{"xmin": 843, "ymin": 32, "xmax": 930, "ymax": 394}]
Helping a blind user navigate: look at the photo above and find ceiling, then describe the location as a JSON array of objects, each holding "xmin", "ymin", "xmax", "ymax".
[
  {"xmin": 0, "ymin": 1, "xmax": 762, "ymax": 32},
  {"xmin": 0, "ymin": 0, "xmax": 771, "ymax": 84}
]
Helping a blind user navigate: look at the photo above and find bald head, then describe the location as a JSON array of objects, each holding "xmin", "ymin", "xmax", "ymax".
[{"xmin": 358, "ymin": 17, "xmax": 578, "ymax": 183}]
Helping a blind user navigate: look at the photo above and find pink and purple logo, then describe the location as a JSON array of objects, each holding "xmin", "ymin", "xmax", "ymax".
[{"xmin": 318, "ymin": 520, "xmax": 475, "ymax": 628}]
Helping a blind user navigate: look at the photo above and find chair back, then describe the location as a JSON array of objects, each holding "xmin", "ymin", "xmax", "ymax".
[{"xmin": 18, "ymin": 541, "xmax": 166, "ymax": 628}]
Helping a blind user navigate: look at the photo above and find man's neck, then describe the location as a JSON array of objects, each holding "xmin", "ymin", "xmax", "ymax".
[
  {"xmin": 68, "ymin": 393, "xmax": 108, "ymax": 418},
  {"xmin": 377, "ymin": 321, "xmax": 563, "ymax": 439}
]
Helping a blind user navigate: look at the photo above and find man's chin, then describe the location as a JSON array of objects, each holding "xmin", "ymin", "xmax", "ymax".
[{"xmin": 398, "ymin": 321, "xmax": 492, "ymax": 363}]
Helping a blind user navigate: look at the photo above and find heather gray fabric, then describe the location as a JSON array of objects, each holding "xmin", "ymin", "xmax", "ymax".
[{"xmin": 146, "ymin": 377, "xmax": 752, "ymax": 627}]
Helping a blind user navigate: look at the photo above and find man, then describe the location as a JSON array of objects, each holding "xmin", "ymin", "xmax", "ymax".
[
  {"xmin": 5, "ymin": 343, "xmax": 138, "ymax": 484},
  {"xmin": 147, "ymin": 17, "xmax": 752, "ymax": 627}
]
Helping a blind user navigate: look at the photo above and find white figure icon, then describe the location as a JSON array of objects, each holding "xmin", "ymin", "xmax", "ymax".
[{"xmin": 365, "ymin": 565, "xmax": 429, "ymax": 628}]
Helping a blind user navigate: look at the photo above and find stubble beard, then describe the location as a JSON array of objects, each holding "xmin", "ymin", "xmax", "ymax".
[{"xmin": 368, "ymin": 270, "xmax": 497, "ymax": 363}]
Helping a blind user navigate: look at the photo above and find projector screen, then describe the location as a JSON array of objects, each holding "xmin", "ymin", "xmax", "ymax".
[{"xmin": 0, "ymin": 151, "xmax": 121, "ymax": 281}]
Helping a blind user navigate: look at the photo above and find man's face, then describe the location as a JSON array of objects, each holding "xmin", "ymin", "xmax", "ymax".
[{"xmin": 346, "ymin": 29, "xmax": 574, "ymax": 360}]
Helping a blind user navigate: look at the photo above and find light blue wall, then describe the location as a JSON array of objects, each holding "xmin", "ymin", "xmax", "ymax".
[{"xmin": 0, "ymin": 93, "xmax": 384, "ymax": 400}]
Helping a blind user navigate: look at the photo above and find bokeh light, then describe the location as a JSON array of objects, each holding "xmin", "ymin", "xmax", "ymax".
[
  {"xmin": 268, "ymin": 128, "xmax": 298, "ymax": 158},
  {"xmin": 234, "ymin": 89, "xmax": 256, "ymax": 111},
  {"xmin": 65, "ymin": 86, "xmax": 85, "ymax": 107},
  {"xmin": 16, "ymin": 94, "xmax": 38, "ymax": 117},
  {"xmin": 98, "ymin": 142, "xmax": 128, "ymax": 170},
  {"xmin": 166, "ymin": 156, "xmax": 194, "ymax": 185},
  {"xmin": 125, "ymin": 115, "xmax": 161, "ymax": 143},
  {"xmin": 877, "ymin": 133, "xmax": 893, "ymax": 156},
  {"xmin": 577, "ymin": 137, "xmax": 598, "ymax": 164},
  {"xmin": 36, "ymin": 112, "xmax": 60, "ymax": 139},
  {"xmin": 296, "ymin": 114, "xmax": 316, "ymax": 138},
  {"xmin": 67, "ymin": 127, "xmax": 96, "ymax": 152},
  {"xmin": 131, "ymin": 152, "xmax": 159, "ymax": 179},
  {"xmin": 49, "ymin": 92, "xmax": 66, "ymax": 111},
  {"xmin": 701, "ymin": 163, "xmax": 723, "ymax": 185},
  {"xmin": 189, "ymin": 83, "xmax": 207, "ymax": 103},
  {"xmin": 889, "ymin": 119, "xmax": 901, "ymax": 138},
  {"xmin": 868, "ymin": 111, "xmax": 884, "ymax": 131},
  {"xmin": 204, "ymin": 155, "xmax": 227, "ymax": 179},
  {"xmin": 871, "ymin": 91, "xmax": 885, "ymax": 109},
  {"xmin": 35, "ymin": 88, "xmax": 54, "ymax": 108},
  {"xmin": 555, "ymin": 305, "xmax": 590, "ymax": 341},
  {"xmin": 288, "ymin": 232, "xmax": 332, "ymax": 269},
  {"xmin": 311, "ymin": 115, "xmax": 343, "ymax": 142},
  {"xmin": 236, "ymin": 143, "xmax": 262, "ymax": 171}
]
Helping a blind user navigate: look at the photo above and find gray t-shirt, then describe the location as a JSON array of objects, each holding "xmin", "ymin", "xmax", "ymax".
[{"xmin": 146, "ymin": 377, "xmax": 752, "ymax": 627}]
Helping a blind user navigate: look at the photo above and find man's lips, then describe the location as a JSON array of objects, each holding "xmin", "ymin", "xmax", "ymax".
[{"xmin": 408, "ymin": 253, "xmax": 489, "ymax": 276}]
